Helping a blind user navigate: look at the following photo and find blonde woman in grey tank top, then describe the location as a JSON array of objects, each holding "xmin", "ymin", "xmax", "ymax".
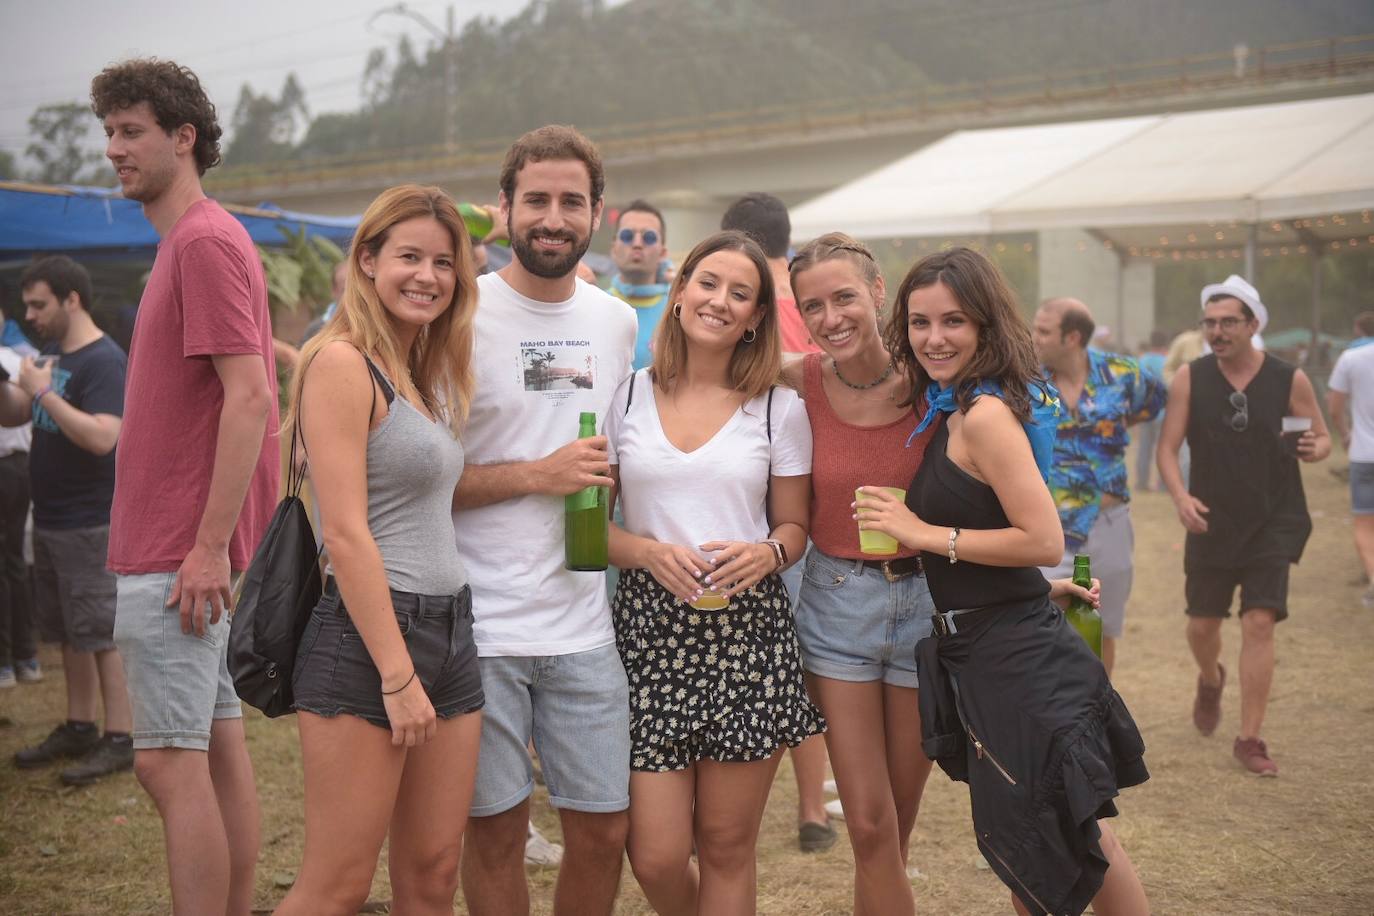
[{"xmin": 276, "ymin": 186, "xmax": 485, "ymax": 915}]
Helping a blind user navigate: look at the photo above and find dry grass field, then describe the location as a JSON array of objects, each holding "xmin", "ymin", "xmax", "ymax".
[{"xmin": 2, "ymin": 457, "xmax": 1370, "ymax": 915}]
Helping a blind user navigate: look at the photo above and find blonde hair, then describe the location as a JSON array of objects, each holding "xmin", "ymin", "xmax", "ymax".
[
  {"xmin": 285, "ymin": 184, "xmax": 478, "ymax": 435},
  {"xmin": 787, "ymin": 231, "xmax": 883, "ymax": 292},
  {"xmin": 651, "ymin": 230, "xmax": 780, "ymax": 400}
]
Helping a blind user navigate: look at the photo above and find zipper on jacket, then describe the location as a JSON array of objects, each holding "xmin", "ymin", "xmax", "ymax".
[
  {"xmin": 967, "ymin": 726, "xmax": 1017, "ymax": 785},
  {"xmin": 982, "ymin": 836, "xmax": 1058, "ymax": 915}
]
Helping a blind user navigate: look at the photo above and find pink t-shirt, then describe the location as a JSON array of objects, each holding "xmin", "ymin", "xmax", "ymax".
[
  {"xmin": 777, "ymin": 296, "xmax": 822, "ymax": 354},
  {"xmin": 107, "ymin": 198, "xmax": 280, "ymax": 574}
]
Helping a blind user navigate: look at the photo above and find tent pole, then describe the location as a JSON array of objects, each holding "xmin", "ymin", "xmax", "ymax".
[
  {"xmin": 1244, "ymin": 223, "xmax": 1257, "ymax": 280},
  {"xmin": 1309, "ymin": 251, "xmax": 1322, "ymax": 365}
]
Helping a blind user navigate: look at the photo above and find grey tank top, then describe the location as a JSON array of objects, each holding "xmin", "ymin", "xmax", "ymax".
[{"xmin": 353, "ymin": 360, "xmax": 468, "ymax": 595}]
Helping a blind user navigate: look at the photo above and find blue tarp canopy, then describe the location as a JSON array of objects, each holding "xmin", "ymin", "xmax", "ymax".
[{"xmin": 0, "ymin": 180, "xmax": 358, "ymax": 258}]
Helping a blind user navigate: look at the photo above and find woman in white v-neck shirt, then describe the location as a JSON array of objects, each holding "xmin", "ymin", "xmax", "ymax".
[{"xmin": 605, "ymin": 230, "xmax": 823, "ymax": 915}]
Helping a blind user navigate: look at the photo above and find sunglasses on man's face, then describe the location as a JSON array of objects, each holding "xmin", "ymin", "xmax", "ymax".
[{"xmin": 617, "ymin": 228, "xmax": 660, "ymax": 246}]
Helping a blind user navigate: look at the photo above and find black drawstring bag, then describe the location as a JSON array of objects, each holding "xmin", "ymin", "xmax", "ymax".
[{"xmin": 229, "ymin": 412, "xmax": 322, "ymax": 718}]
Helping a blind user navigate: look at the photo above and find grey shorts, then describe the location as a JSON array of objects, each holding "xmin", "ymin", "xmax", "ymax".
[
  {"xmin": 33, "ymin": 525, "xmax": 117, "ymax": 652},
  {"xmin": 1352, "ymin": 461, "xmax": 1374, "ymax": 515},
  {"xmin": 470, "ymin": 643, "xmax": 630, "ymax": 817},
  {"xmin": 113, "ymin": 572, "xmax": 241, "ymax": 751},
  {"xmin": 1042, "ymin": 503, "xmax": 1134, "ymax": 639}
]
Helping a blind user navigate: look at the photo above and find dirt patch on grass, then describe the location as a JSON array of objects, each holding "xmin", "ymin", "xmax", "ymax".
[{"xmin": 2, "ymin": 461, "xmax": 1370, "ymax": 914}]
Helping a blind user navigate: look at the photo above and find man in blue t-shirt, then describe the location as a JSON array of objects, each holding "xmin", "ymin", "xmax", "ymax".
[
  {"xmin": 606, "ymin": 199, "xmax": 670, "ymax": 370},
  {"xmin": 0, "ymin": 256, "xmax": 132, "ymax": 785}
]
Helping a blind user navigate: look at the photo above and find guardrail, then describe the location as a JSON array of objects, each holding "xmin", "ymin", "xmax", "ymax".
[{"xmin": 206, "ymin": 33, "xmax": 1374, "ymax": 194}]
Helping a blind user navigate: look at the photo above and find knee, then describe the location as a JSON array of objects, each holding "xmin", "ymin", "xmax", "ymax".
[
  {"xmin": 298, "ymin": 876, "xmax": 374, "ymax": 916},
  {"xmin": 564, "ymin": 810, "xmax": 629, "ymax": 860},
  {"xmin": 1185, "ymin": 617, "xmax": 1220, "ymax": 640},
  {"xmin": 694, "ymin": 822, "xmax": 756, "ymax": 873},
  {"xmin": 628, "ymin": 841, "xmax": 690, "ymax": 892},
  {"xmin": 132, "ymin": 751, "xmax": 190, "ymax": 803},
  {"xmin": 393, "ymin": 842, "xmax": 463, "ymax": 906},
  {"xmin": 1240, "ymin": 610, "xmax": 1277, "ymax": 640},
  {"xmin": 843, "ymin": 805, "xmax": 899, "ymax": 862},
  {"xmin": 464, "ymin": 813, "xmax": 527, "ymax": 866}
]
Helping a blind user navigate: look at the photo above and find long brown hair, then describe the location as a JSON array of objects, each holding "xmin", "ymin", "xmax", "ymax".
[
  {"xmin": 651, "ymin": 230, "xmax": 780, "ymax": 400},
  {"xmin": 285, "ymin": 184, "xmax": 478, "ymax": 435},
  {"xmin": 885, "ymin": 247, "xmax": 1042, "ymax": 423}
]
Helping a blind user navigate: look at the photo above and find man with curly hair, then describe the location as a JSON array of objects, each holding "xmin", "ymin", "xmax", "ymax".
[{"xmin": 91, "ymin": 58, "xmax": 278, "ymax": 914}]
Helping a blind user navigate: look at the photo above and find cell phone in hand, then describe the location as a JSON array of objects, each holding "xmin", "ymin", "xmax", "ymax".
[{"xmin": 33, "ymin": 355, "xmax": 59, "ymax": 369}]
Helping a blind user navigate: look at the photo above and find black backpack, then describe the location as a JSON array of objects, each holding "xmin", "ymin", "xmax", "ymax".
[{"xmin": 228, "ymin": 413, "xmax": 322, "ymax": 718}]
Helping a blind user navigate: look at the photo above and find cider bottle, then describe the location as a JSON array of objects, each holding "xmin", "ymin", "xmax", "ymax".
[
  {"xmin": 1065, "ymin": 554, "xmax": 1103, "ymax": 658},
  {"xmin": 564, "ymin": 412, "xmax": 609, "ymax": 571}
]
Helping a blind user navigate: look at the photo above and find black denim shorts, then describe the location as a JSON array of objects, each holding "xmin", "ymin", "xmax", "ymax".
[{"xmin": 292, "ymin": 582, "xmax": 484, "ymax": 729}]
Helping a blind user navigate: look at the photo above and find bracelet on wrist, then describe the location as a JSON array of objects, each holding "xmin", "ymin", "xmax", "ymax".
[
  {"xmin": 382, "ymin": 670, "xmax": 416, "ymax": 696},
  {"xmin": 947, "ymin": 527, "xmax": 961, "ymax": 564},
  {"xmin": 33, "ymin": 385, "xmax": 54, "ymax": 403}
]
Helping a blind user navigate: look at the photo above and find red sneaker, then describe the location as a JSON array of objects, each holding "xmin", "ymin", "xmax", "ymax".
[
  {"xmin": 1233, "ymin": 737, "xmax": 1278, "ymax": 777},
  {"xmin": 1192, "ymin": 664, "xmax": 1225, "ymax": 736}
]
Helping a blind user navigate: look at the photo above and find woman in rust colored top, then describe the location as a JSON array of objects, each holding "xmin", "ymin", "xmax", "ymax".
[{"xmin": 781, "ymin": 233, "xmax": 937, "ymax": 916}]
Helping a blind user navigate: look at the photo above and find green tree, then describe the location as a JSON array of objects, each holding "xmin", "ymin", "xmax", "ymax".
[
  {"xmin": 25, "ymin": 102, "xmax": 102, "ymax": 184},
  {"xmin": 226, "ymin": 74, "xmax": 311, "ymax": 165},
  {"xmin": 0, "ymin": 148, "xmax": 17, "ymax": 180}
]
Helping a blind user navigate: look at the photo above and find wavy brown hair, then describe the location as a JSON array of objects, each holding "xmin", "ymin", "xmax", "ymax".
[
  {"xmin": 90, "ymin": 59, "xmax": 223, "ymax": 175},
  {"xmin": 652, "ymin": 230, "xmax": 780, "ymax": 401},
  {"xmin": 499, "ymin": 125, "xmax": 604, "ymax": 205},
  {"xmin": 885, "ymin": 247, "xmax": 1042, "ymax": 423},
  {"xmin": 285, "ymin": 185, "xmax": 478, "ymax": 436}
]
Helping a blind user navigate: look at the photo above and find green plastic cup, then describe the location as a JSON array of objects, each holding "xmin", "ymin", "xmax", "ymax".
[{"xmin": 856, "ymin": 487, "xmax": 905, "ymax": 556}]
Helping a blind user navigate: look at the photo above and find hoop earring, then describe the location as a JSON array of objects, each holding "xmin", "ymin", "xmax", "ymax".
[
  {"xmin": 672, "ymin": 302, "xmax": 682, "ymax": 318},
  {"xmin": 742, "ymin": 327, "xmax": 757, "ymax": 344}
]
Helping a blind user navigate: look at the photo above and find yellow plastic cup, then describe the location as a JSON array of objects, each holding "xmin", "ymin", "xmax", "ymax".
[
  {"xmin": 690, "ymin": 589, "xmax": 730, "ymax": 611},
  {"xmin": 856, "ymin": 487, "xmax": 905, "ymax": 556}
]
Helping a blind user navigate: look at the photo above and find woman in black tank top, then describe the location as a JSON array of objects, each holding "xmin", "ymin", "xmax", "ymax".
[{"xmin": 853, "ymin": 248, "xmax": 1150, "ymax": 916}]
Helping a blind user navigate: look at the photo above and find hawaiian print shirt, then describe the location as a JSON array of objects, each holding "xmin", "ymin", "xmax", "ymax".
[{"xmin": 1048, "ymin": 349, "xmax": 1167, "ymax": 549}]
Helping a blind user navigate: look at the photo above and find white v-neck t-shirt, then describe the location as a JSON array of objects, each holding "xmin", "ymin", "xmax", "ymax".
[{"xmin": 605, "ymin": 368, "xmax": 812, "ymax": 549}]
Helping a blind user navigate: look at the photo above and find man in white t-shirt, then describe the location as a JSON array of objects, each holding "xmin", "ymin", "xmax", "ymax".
[
  {"xmin": 453, "ymin": 125, "xmax": 636, "ymax": 916},
  {"xmin": 1327, "ymin": 338, "xmax": 1374, "ymax": 607}
]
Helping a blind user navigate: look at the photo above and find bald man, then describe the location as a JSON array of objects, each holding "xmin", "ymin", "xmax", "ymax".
[{"xmin": 1033, "ymin": 298, "xmax": 1166, "ymax": 675}]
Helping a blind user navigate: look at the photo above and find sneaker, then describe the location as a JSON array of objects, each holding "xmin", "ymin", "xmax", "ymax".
[
  {"xmin": 525, "ymin": 823, "xmax": 563, "ymax": 868},
  {"xmin": 1192, "ymin": 664, "xmax": 1225, "ymax": 736},
  {"xmin": 1362, "ymin": 585, "xmax": 1374, "ymax": 610},
  {"xmin": 14, "ymin": 723, "xmax": 101, "ymax": 769},
  {"xmin": 15, "ymin": 658, "xmax": 42, "ymax": 683},
  {"xmin": 799, "ymin": 819, "xmax": 837, "ymax": 853},
  {"xmin": 0, "ymin": 666, "xmax": 14, "ymax": 689},
  {"xmin": 60, "ymin": 735, "xmax": 134, "ymax": 786},
  {"xmin": 824, "ymin": 797, "xmax": 845, "ymax": 821},
  {"xmin": 1233, "ymin": 736, "xmax": 1278, "ymax": 777},
  {"xmin": 822, "ymin": 778, "xmax": 838, "ymax": 794}
]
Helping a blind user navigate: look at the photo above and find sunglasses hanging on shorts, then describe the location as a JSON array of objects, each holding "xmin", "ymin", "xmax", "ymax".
[
  {"xmin": 1225, "ymin": 390, "xmax": 1248, "ymax": 432},
  {"xmin": 617, "ymin": 228, "xmax": 660, "ymax": 246}
]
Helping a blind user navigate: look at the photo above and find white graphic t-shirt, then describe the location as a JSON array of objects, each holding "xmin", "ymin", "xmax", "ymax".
[{"xmin": 454, "ymin": 272, "xmax": 636, "ymax": 656}]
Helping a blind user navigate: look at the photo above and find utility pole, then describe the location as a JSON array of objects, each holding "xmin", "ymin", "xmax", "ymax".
[{"xmin": 371, "ymin": 3, "xmax": 459, "ymax": 153}]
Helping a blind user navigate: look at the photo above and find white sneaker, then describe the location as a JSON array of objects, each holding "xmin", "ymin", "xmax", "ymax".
[
  {"xmin": 824, "ymin": 798, "xmax": 845, "ymax": 821},
  {"xmin": 0, "ymin": 666, "xmax": 15, "ymax": 689},
  {"xmin": 822, "ymin": 779, "xmax": 838, "ymax": 794},
  {"xmin": 525, "ymin": 823, "xmax": 563, "ymax": 868}
]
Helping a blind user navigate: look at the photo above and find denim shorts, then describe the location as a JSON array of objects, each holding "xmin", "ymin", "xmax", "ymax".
[
  {"xmin": 794, "ymin": 549, "xmax": 935, "ymax": 689},
  {"xmin": 114, "ymin": 572, "xmax": 241, "ymax": 752},
  {"xmin": 1352, "ymin": 461, "xmax": 1374, "ymax": 515},
  {"xmin": 470, "ymin": 642, "xmax": 630, "ymax": 816},
  {"xmin": 33, "ymin": 525, "xmax": 117, "ymax": 652},
  {"xmin": 1042, "ymin": 503, "xmax": 1135, "ymax": 639},
  {"xmin": 292, "ymin": 583, "xmax": 483, "ymax": 730}
]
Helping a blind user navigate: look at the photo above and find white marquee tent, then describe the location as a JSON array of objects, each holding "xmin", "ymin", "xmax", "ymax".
[{"xmin": 791, "ymin": 92, "xmax": 1374, "ymax": 254}]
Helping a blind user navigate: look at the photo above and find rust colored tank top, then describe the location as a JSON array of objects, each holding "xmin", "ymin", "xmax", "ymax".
[{"xmin": 803, "ymin": 353, "xmax": 938, "ymax": 559}]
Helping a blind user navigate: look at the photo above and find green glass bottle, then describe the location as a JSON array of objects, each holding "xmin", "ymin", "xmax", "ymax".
[
  {"xmin": 1065, "ymin": 554, "xmax": 1103, "ymax": 659},
  {"xmin": 564, "ymin": 412, "xmax": 609, "ymax": 571}
]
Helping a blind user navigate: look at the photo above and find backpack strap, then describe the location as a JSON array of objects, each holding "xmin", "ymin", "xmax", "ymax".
[
  {"xmin": 624, "ymin": 368, "xmax": 638, "ymax": 416},
  {"xmin": 359, "ymin": 353, "xmax": 396, "ymax": 407},
  {"xmin": 766, "ymin": 385, "xmax": 775, "ymax": 443}
]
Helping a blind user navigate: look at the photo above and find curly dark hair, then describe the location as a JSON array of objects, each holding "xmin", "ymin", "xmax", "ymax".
[
  {"xmin": 884, "ymin": 247, "xmax": 1044, "ymax": 424},
  {"xmin": 90, "ymin": 59, "xmax": 222, "ymax": 175}
]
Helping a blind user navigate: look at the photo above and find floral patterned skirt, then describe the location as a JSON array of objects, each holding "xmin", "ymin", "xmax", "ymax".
[{"xmin": 612, "ymin": 567, "xmax": 825, "ymax": 772}]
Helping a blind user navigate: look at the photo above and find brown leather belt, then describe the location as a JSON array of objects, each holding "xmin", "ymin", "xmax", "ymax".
[{"xmin": 855, "ymin": 554, "xmax": 923, "ymax": 582}]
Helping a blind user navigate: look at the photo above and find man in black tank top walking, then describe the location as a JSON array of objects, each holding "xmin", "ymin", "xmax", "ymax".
[{"xmin": 1156, "ymin": 275, "xmax": 1331, "ymax": 777}]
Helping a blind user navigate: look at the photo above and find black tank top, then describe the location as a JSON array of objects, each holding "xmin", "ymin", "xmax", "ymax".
[
  {"xmin": 1185, "ymin": 353, "xmax": 1311, "ymax": 568},
  {"xmin": 907, "ymin": 422, "xmax": 1050, "ymax": 611}
]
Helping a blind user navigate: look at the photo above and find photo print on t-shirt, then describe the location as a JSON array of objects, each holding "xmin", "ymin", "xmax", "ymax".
[
  {"xmin": 519, "ymin": 339, "xmax": 597, "ymax": 401},
  {"xmin": 32, "ymin": 366, "xmax": 73, "ymax": 434}
]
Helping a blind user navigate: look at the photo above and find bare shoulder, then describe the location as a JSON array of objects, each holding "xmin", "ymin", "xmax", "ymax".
[
  {"xmin": 962, "ymin": 393, "xmax": 1020, "ymax": 435},
  {"xmin": 780, "ymin": 354, "xmax": 806, "ymax": 393},
  {"xmin": 302, "ymin": 341, "xmax": 371, "ymax": 399}
]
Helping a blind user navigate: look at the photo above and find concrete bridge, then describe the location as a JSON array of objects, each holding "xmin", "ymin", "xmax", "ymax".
[{"xmin": 206, "ymin": 34, "xmax": 1374, "ymax": 261}]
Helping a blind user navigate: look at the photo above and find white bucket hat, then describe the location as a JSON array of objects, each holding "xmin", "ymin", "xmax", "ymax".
[{"xmin": 1200, "ymin": 274, "xmax": 1267, "ymax": 333}]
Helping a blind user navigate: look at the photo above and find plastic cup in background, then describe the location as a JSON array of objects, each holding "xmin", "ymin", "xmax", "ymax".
[
  {"xmin": 856, "ymin": 487, "xmax": 905, "ymax": 556},
  {"xmin": 1281, "ymin": 416, "xmax": 1312, "ymax": 456}
]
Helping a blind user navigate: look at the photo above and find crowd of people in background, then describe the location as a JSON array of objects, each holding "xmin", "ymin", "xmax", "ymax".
[{"xmin": 0, "ymin": 55, "xmax": 1362, "ymax": 916}]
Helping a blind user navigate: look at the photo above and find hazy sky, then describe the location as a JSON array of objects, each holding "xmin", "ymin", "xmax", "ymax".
[{"xmin": 0, "ymin": 0, "xmax": 552, "ymax": 166}]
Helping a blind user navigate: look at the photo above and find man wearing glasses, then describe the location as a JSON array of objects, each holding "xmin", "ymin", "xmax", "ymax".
[
  {"xmin": 1156, "ymin": 275, "xmax": 1330, "ymax": 777},
  {"xmin": 607, "ymin": 200, "xmax": 670, "ymax": 370}
]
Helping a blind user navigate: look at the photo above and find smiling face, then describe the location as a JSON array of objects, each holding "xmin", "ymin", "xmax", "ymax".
[
  {"xmin": 793, "ymin": 257, "xmax": 885, "ymax": 361},
  {"xmin": 906, "ymin": 280, "xmax": 980, "ymax": 384},
  {"xmin": 358, "ymin": 216, "xmax": 458, "ymax": 334},
  {"xmin": 501, "ymin": 157, "xmax": 601, "ymax": 281},
  {"xmin": 103, "ymin": 102, "xmax": 182, "ymax": 204},
  {"xmin": 677, "ymin": 249, "xmax": 764, "ymax": 351}
]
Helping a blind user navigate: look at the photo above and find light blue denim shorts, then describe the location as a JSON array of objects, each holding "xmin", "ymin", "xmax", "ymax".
[
  {"xmin": 794, "ymin": 549, "xmax": 935, "ymax": 689},
  {"xmin": 470, "ymin": 642, "xmax": 630, "ymax": 817},
  {"xmin": 113, "ymin": 572, "xmax": 241, "ymax": 751}
]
